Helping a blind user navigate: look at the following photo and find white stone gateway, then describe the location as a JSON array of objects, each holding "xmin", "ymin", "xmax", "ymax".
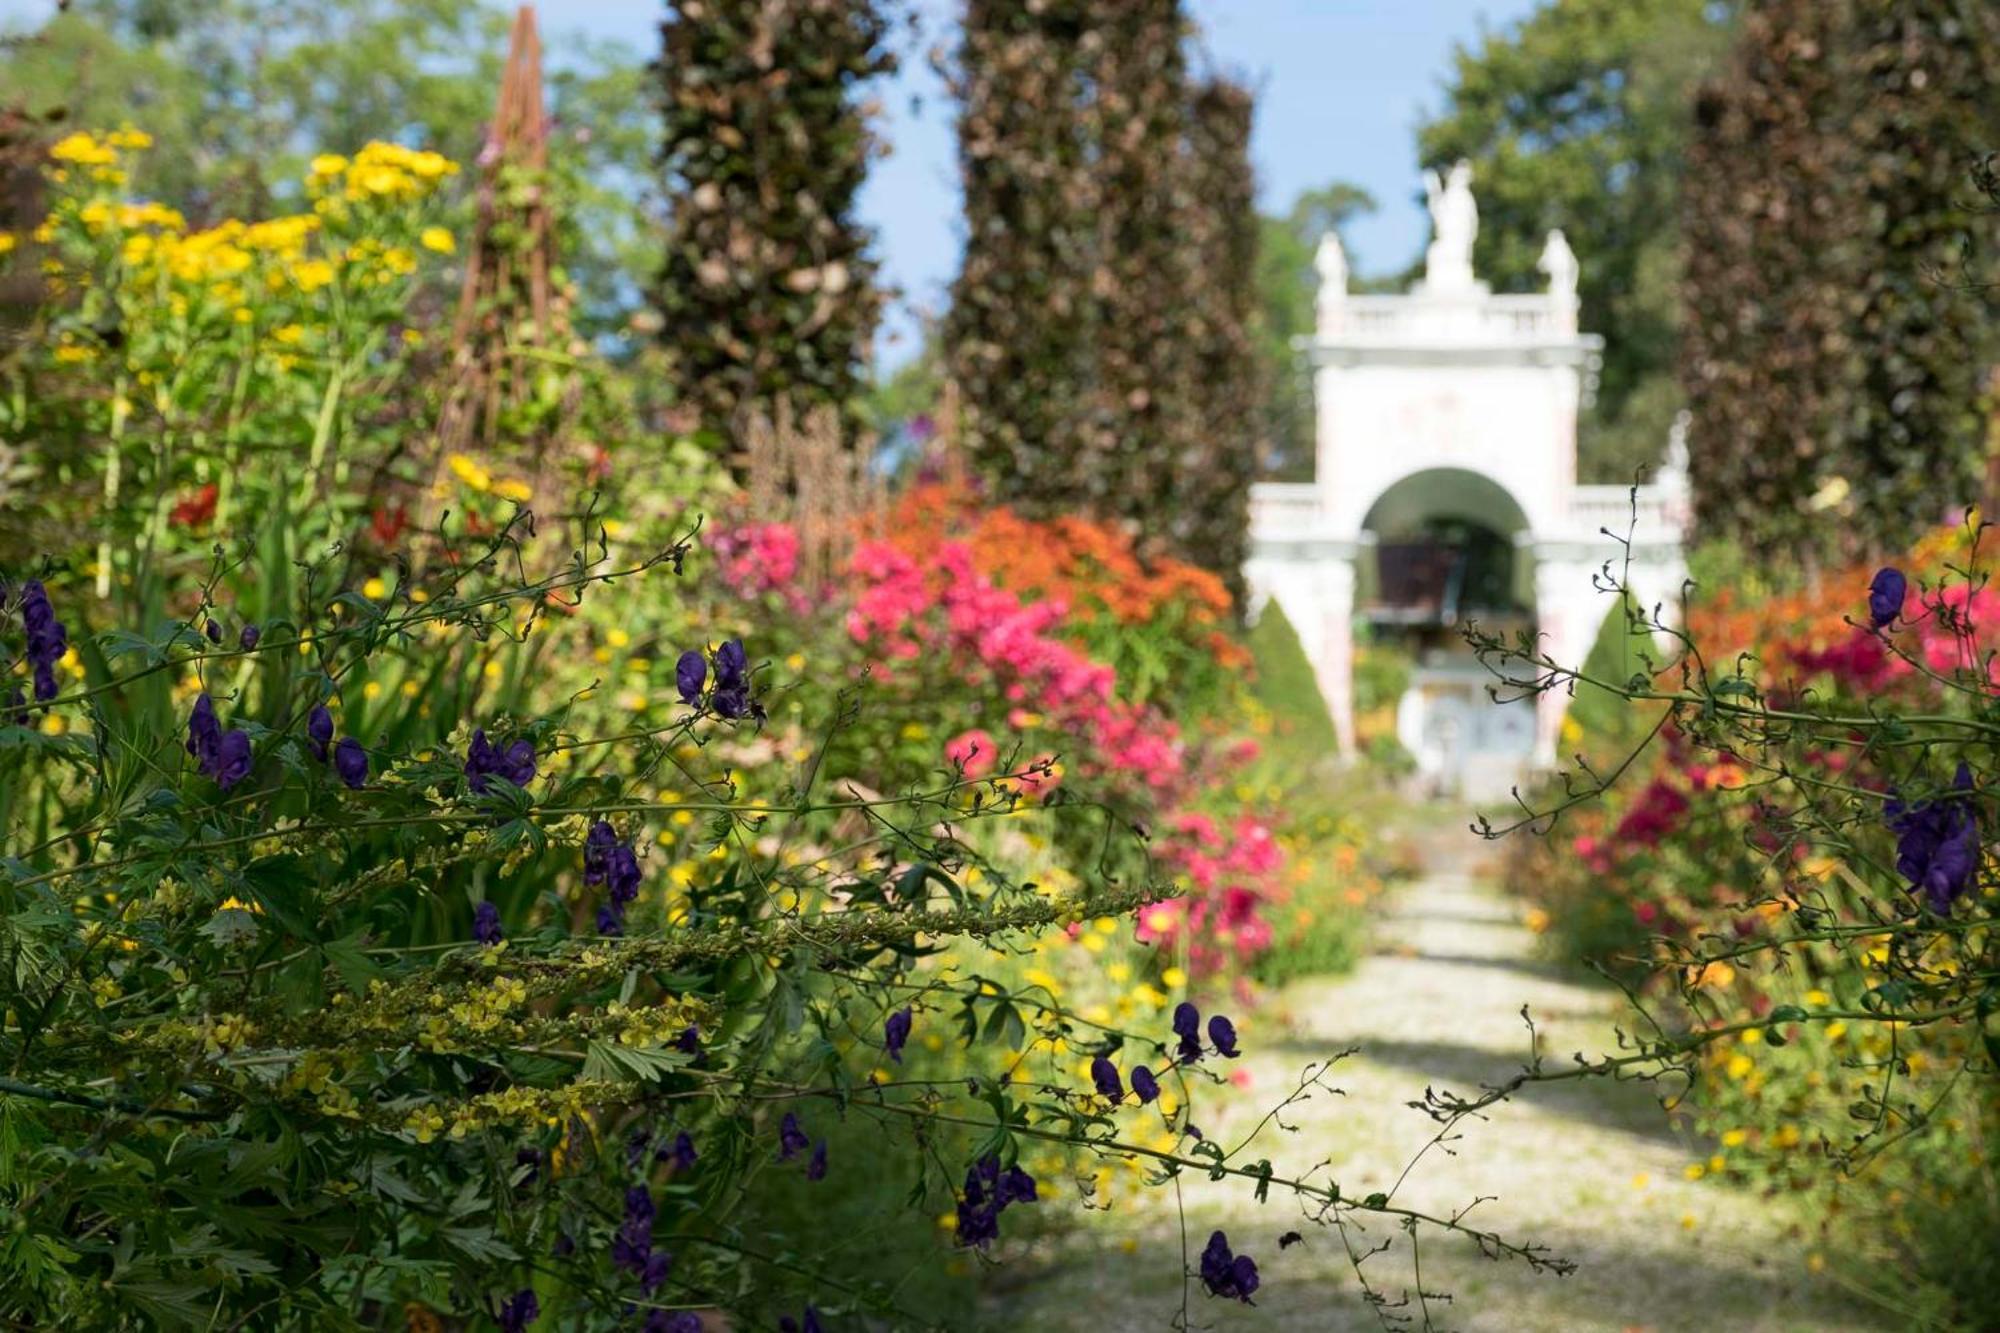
[{"xmin": 1245, "ymin": 162, "xmax": 1690, "ymax": 798}]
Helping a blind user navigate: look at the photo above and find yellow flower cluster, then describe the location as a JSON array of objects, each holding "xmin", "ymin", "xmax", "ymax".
[{"xmin": 308, "ymin": 141, "xmax": 458, "ymax": 205}]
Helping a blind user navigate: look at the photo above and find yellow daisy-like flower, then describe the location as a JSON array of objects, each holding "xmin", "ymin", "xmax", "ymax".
[
  {"xmin": 0, "ymin": 233, "xmax": 15, "ymax": 257},
  {"xmin": 419, "ymin": 226, "xmax": 455, "ymax": 254},
  {"xmin": 447, "ymin": 453, "xmax": 492, "ymax": 492}
]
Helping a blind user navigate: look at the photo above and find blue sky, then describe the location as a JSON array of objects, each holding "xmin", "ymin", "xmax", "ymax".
[{"xmin": 3, "ymin": 0, "xmax": 1542, "ymax": 359}]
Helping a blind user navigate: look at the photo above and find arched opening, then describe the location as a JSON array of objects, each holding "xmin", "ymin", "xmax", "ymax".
[{"xmin": 1356, "ymin": 468, "xmax": 1537, "ymax": 795}]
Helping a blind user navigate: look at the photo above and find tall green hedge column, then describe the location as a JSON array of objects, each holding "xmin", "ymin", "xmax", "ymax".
[
  {"xmin": 946, "ymin": 0, "xmax": 1098, "ymax": 497},
  {"xmin": 1182, "ymin": 77, "xmax": 1260, "ymax": 606},
  {"xmin": 655, "ymin": 0, "xmax": 894, "ymax": 456},
  {"xmin": 1682, "ymin": 0, "xmax": 1998, "ymax": 562}
]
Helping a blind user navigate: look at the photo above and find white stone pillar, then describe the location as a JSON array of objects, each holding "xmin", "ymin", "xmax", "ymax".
[
  {"xmin": 1317, "ymin": 557, "xmax": 1357, "ymax": 757},
  {"xmin": 1532, "ymin": 555, "xmax": 1605, "ymax": 767}
]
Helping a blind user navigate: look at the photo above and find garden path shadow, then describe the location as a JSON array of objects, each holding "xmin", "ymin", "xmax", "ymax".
[{"xmin": 979, "ymin": 824, "xmax": 1892, "ymax": 1332}]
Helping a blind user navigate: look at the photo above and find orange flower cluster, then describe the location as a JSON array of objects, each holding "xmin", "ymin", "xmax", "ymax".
[{"xmin": 873, "ymin": 485, "xmax": 1245, "ymax": 666}]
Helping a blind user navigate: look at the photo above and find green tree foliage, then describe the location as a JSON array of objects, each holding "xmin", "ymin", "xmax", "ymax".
[
  {"xmin": 1682, "ymin": 0, "xmax": 2000, "ymax": 561},
  {"xmin": 1417, "ymin": 0, "xmax": 1732, "ymax": 483},
  {"xmin": 1253, "ymin": 182, "xmax": 1375, "ymax": 480},
  {"xmin": 0, "ymin": 0, "xmax": 658, "ymax": 332},
  {"xmin": 654, "ymin": 0, "xmax": 894, "ymax": 454}
]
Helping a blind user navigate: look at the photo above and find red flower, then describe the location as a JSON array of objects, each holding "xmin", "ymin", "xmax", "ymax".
[
  {"xmin": 370, "ymin": 504, "xmax": 409, "ymax": 547},
  {"xmin": 170, "ymin": 483, "xmax": 219, "ymax": 529}
]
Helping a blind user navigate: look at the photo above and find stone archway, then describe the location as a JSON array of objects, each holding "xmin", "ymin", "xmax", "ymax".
[{"xmin": 1244, "ymin": 164, "xmax": 1689, "ymax": 797}]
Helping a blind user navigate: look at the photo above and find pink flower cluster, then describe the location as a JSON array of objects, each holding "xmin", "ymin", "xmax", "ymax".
[
  {"xmin": 1782, "ymin": 582, "xmax": 2000, "ymax": 693},
  {"xmin": 1137, "ymin": 812, "xmax": 1282, "ymax": 974},
  {"xmin": 847, "ymin": 536, "xmax": 1280, "ymax": 973},
  {"xmin": 848, "ymin": 540, "xmax": 1183, "ymax": 789},
  {"xmin": 712, "ymin": 522, "xmax": 802, "ymax": 603}
]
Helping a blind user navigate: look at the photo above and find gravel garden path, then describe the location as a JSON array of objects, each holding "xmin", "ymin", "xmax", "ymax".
[{"xmin": 980, "ymin": 827, "xmax": 1890, "ymax": 1332}]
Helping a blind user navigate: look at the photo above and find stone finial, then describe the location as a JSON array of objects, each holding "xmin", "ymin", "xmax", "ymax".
[
  {"xmin": 1422, "ymin": 159, "xmax": 1477, "ymax": 291},
  {"xmin": 1314, "ymin": 231, "xmax": 1348, "ymax": 331},
  {"xmin": 1538, "ymin": 228, "xmax": 1578, "ymax": 302}
]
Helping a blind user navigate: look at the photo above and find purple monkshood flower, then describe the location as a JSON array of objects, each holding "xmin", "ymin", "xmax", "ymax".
[
  {"xmin": 20, "ymin": 581, "xmax": 67, "ymax": 701},
  {"xmin": 884, "ymin": 1007, "xmax": 912, "ymax": 1063},
  {"xmin": 465, "ymin": 728, "xmax": 536, "ymax": 793},
  {"xmin": 473, "ymin": 900, "xmax": 504, "ymax": 946},
  {"xmin": 1199, "ymin": 1229, "xmax": 1260, "ymax": 1304},
  {"xmin": 187, "ymin": 698, "xmax": 253, "ymax": 789},
  {"xmin": 640, "ymin": 1248, "xmax": 673, "ymax": 1294},
  {"xmin": 333, "ymin": 736, "xmax": 368, "ymax": 788},
  {"xmin": 1208, "ymin": 1015, "xmax": 1240, "ymax": 1059},
  {"xmin": 712, "ymin": 638, "xmax": 752, "ymax": 719},
  {"xmin": 1130, "ymin": 1065, "xmax": 1161, "ymax": 1104},
  {"xmin": 607, "ymin": 844, "xmax": 643, "ymax": 906},
  {"xmin": 583, "ymin": 820, "xmax": 618, "ymax": 884},
  {"xmin": 1868, "ymin": 567, "xmax": 1908, "ymax": 629},
  {"xmin": 645, "ymin": 1312, "xmax": 703, "ymax": 1333},
  {"xmin": 307, "ymin": 704, "xmax": 333, "ymax": 762},
  {"xmin": 188, "ymin": 694, "xmax": 222, "ymax": 771},
  {"xmin": 955, "ymin": 1153, "xmax": 1038, "ymax": 1249},
  {"xmin": 213, "ymin": 728, "xmax": 253, "ymax": 790},
  {"xmin": 675, "ymin": 649, "xmax": 706, "ymax": 706},
  {"xmin": 612, "ymin": 1185, "xmax": 656, "ymax": 1276},
  {"xmin": 656, "ymin": 1130, "xmax": 698, "ymax": 1171},
  {"xmin": 1091, "ymin": 1055, "xmax": 1123, "ymax": 1100},
  {"xmin": 807, "ymin": 1138, "xmax": 828, "ymax": 1182},
  {"xmin": 238, "ymin": 624, "xmax": 260, "ymax": 651},
  {"xmin": 595, "ymin": 904, "xmax": 625, "ymax": 937},
  {"xmin": 203, "ymin": 618, "xmax": 221, "ymax": 643},
  {"xmin": 777, "ymin": 1309, "xmax": 824, "ymax": 1333},
  {"xmin": 1172, "ymin": 1001, "xmax": 1203, "ymax": 1063},
  {"xmin": 1885, "ymin": 762, "xmax": 1981, "ymax": 914},
  {"xmin": 778, "ymin": 1112, "xmax": 810, "ymax": 1161},
  {"xmin": 496, "ymin": 1288, "xmax": 539, "ymax": 1332},
  {"xmin": 674, "ymin": 1024, "xmax": 701, "ymax": 1056}
]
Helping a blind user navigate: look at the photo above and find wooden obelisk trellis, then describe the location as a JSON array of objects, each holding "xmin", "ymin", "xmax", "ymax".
[{"xmin": 427, "ymin": 5, "xmax": 570, "ymax": 504}]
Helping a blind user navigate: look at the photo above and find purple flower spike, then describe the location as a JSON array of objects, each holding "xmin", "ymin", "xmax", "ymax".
[
  {"xmin": 188, "ymin": 694, "xmax": 222, "ymax": 771},
  {"xmin": 806, "ymin": 1138, "xmax": 828, "ymax": 1181},
  {"xmin": 1207, "ymin": 1015, "xmax": 1240, "ymax": 1059},
  {"xmin": 1199, "ymin": 1229, "xmax": 1260, "ymax": 1304},
  {"xmin": 884, "ymin": 1007, "xmax": 912, "ymax": 1063},
  {"xmin": 306, "ymin": 704, "xmax": 333, "ymax": 762},
  {"xmin": 472, "ymin": 900, "xmax": 503, "ymax": 945},
  {"xmin": 1172, "ymin": 1001, "xmax": 1203, "ymax": 1062},
  {"xmin": 19, "ymin": 581, "xmax": 68, "ymax": 702},
  {"xmin": 213, "ymin": 729, "xmax": 253, "ymax": 790},
  {"xmin": 1868, "ymin": 567, "xmax": 1907, "ymax": 628},
  {"xmin": 778, "ymin": 1112, "xmax": 810, "ymax": 1161},
  {"xmin": 333, "ymin": 736, "xmax": 368, "ymax": 788},
  {"xmin": 675, "ymin": 649, "xmax": 706, "ymax": 705},
  {"xmin": 496, "ymin": 1289, "xmax": 539, "ymax": 1332}
]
